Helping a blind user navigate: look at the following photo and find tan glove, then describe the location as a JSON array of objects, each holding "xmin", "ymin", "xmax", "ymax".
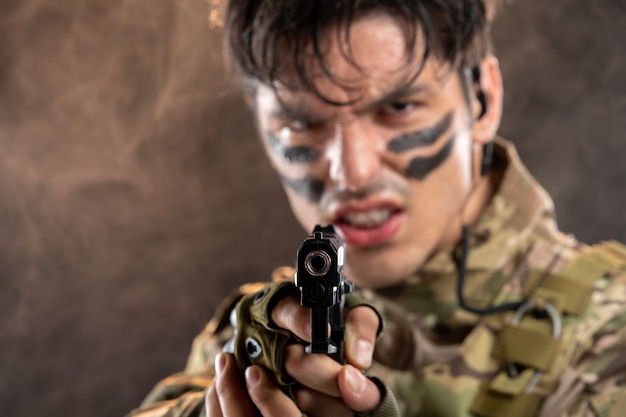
[{"xmin": 223, "ymin": 280, "xmax": 400, "ymax": 417}]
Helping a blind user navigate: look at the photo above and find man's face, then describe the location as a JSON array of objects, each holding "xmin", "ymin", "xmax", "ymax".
[{"xmin": 253, "ymin": 13, "xmax": 500, "ymax": 288}]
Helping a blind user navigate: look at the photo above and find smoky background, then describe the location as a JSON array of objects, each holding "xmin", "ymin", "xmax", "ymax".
[{"xmin": 0, "ymin": 1, "xmax": 623, "ymax": 416}]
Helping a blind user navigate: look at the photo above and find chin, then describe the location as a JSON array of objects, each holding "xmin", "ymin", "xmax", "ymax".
[
  {"xmin": 347, "ymin": 265, "xmax": 407, "ymax": 289},
  {"xmin": 345, "ymin": 246, "xmax": 424, "ymax": 290},
  {"xmin": 346, "ymin": 255, "xmax": 416, "ymax": 289}
]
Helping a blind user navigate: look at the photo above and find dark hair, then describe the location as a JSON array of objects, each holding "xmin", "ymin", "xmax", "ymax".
[{"xmin": 224, "ymin": 0, "xmax": 496, "ymax": 102}]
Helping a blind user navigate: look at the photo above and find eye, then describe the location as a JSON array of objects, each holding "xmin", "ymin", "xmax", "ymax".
[
  {"xmin": 385, "ymin": 101, "xmax": 417, "ymax": 115},
  {"xmin": 375, "ymin": 100, "xmax": 426, "ymax": 127},
  {"xmin": 287, "ymin": 119, "xmax": 319, "ymax": 133},
  {"xmin": 284, "ymin": 119, "xmax": 329, "ymax": 140}
]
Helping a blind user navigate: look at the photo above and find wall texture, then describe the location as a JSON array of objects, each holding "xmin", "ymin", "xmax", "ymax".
[{"xmin": 0, "ymin": 1, "xmax": 623, "ymax": 416}]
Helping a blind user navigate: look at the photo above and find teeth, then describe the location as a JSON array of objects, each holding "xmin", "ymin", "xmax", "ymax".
[{"xmin": 342, "ymin": 209, "xmax": 393, "ymax": 228}]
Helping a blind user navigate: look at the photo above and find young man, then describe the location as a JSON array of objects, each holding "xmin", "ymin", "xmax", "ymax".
[{"xmin": 129, "ymin": 1, "xmax": 626, "ymax": 416}]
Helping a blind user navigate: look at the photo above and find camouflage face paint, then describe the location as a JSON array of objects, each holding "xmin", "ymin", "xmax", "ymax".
[
  {"xmin": 278, "ymin": 174, "xmax": 325, "ymax": 203},
  {"xmin": 405, "ymin": 135, "xmax": 455, "ymax": 180},
  {"xmin": 267, "ymin": 132, "xmax": 319, "ymax": 164},
  {"xmin": 267, "ymin": 131, "xmax": 323, "ymax": 202},
  {"xmin": 387, "ymin": 112, "xmax": 453, "ymax": 154}
]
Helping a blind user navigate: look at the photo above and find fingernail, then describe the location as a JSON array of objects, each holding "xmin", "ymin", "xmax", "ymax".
[
  {"xmin": 245, "ymin": 366, "xmax": 260, "ymax": 388},
  {"xmin": 354, "ymin": 339, "xmax": 374, "ymax": 368},
  {"xmin": 215, "ymin": 353, "xmax": 226, "ymax": 374},
  {"xmin": 345, "ymin": 365, "xmax": 367, "ymax": 395}
]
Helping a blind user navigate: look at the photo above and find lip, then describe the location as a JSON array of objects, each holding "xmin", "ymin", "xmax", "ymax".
[{"xmin": 330, "ymin": 200, "xmax": 404, "ymax": 248}]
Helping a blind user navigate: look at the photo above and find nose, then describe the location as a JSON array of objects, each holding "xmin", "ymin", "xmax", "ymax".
[{"xmin": 328, "ymin": 120, "xmax": 382, "ymax": 191}]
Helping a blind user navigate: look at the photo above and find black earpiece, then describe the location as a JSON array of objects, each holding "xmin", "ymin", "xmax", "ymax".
[{"xmin": 480, "ymin": 141, "xmax": 494, "ymax": 177}]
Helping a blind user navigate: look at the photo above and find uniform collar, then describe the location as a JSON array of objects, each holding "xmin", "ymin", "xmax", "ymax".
[{"xmin": 377, "ymin": 138, "xmax": 558, "ymax": 327}]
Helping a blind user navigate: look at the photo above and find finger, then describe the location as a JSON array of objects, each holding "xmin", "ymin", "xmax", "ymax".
[
  {"xmin": 284, "ymin": 343, "xmax": 341, "ymax": 397},
  {"xmin": 270, "ymin": 295, "xmax": 312, "ymax": 341},
  {"xmin": 213, "ymin": 353, "xmax": 257, "ymax": 417},
  {"xmin": 344, "ymin": 305, "xmax": 379, "ymax": 369},
  {"xmin": 204, "ymin": 384, "xmax": 223, "ymax": 417},
  {"xmin": 294, "ymin": 387, "xmax": 352, "ymax": 417},
  {"xmin": 337, "ymin": 365, "xmax": 381, "ymax": 413},
  {"xmin": 245, "ymin": 365, "xmax": 301, "ymax": 417}
]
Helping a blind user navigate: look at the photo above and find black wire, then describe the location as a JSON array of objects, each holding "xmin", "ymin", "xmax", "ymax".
[{"xmin": 456, "ymin": 225, "xmax": 525, "ymax": 315}]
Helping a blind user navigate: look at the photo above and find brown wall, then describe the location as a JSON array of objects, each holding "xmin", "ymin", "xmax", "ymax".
[{"xmin": 0, "ymin": 1, "xmax": 624, "ymax": 416}]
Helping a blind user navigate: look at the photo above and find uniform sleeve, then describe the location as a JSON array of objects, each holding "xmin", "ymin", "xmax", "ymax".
[
  {"xmin": 126, "ymin": 282, "xmax": 269, "ymax": 417},
  {"xmin": 126, "ymin": 377, "xmax": 210, "ymax": 417},
  {"xmin": 566, "ymin": 307, "xmax": 626, "ymax": 417},
  {"xmin": 564, "ymin": 249, "xmax": 626, "ymax": 417},
  {"xmin": 124, "ymin": 333, "xmax": 219, "ymax": 417}
]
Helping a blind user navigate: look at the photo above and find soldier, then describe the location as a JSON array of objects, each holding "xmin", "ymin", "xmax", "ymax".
[{"xmin": 129, "ymin": 1, "xmax": 626, "ymax": 416}]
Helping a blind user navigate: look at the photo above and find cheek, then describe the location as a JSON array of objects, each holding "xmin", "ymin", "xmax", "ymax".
[
  {"xmin": 402, "ymin": 136, "xmax": 473, "ymax": 220},
  {"xmin": 404, "ymin": 135, "xmax": 456, "ymax": 180},
  {"xmin": 265, "ymin": 157, "xmax": 327, "ymax": 232},
  {"xmin": 282, "ymin": 186, "xmax": 323, "ymax": 232},
  {"xmin": 388, "ymin": 122, "xmax": 474, "ymax": 189},
  {"xmin": 277, "ymin": 173, "xmax": 325, "ymax": 203},
  {"xmin": 260, "ymin": 132, "xmax": 328, "ymax": 205}
]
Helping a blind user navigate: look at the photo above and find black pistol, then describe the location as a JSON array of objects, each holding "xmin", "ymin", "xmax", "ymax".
[{"xmin": 295, "ymin": 225, "xmax": 353, "ymax": 363}]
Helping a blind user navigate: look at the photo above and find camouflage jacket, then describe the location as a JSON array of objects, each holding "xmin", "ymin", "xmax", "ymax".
[{"xmin": 128, "ymin": 138, "xmax": 626, "ymax": 417}]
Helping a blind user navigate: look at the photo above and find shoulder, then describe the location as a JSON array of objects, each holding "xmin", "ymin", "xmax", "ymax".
[
  {"xmin": 569, "ymin": 241, "xmax": 626, "ymax": 369},
  {"xmin": 545, "ymin": 241, "xmax": 626, "ymax": 415}
]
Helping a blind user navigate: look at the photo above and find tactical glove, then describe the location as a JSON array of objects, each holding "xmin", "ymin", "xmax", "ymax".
[{"xmin": 223, "ymin": 280, "xmax": 400, "ymax": 417}]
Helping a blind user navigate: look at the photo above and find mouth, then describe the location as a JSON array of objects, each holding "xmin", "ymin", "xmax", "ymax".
[
  {"xmin": 340, "ymin": 207, "xmax": 397, "ymax": 228},
  {"xmin": 332, "ymin": 202, "xmax": 404, "ymax": 248}
]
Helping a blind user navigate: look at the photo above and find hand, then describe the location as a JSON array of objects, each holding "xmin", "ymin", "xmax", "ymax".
[
  {"xmin": 206, "ymin": 294, "xmax": 382, "ymax": 417},
  {"xmin": 206, "ymin": 352, "xmax": 301, "ymax": 417},
  {"xmin": 271, "ymin": 296, "xmax": 382, "ymax": 416}
]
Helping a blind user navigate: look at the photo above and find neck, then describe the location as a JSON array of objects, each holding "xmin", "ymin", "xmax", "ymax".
[
  {"xmin": 463, "ymin": 140, "xmax": 504, "ymax": 225},
  {"xmin": 438, "ymin": 143, "xmax": 504, "ymax": 255},
  {"xmin": 465, "ymin": 168, "xmax": 501, "ymax": 225}
]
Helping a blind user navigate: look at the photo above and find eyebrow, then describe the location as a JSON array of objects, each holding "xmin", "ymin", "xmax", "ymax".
[
  {"xmin": 269, "ymin": 102, "xmax": 326, "ymax": 124},
  {"xmin": 354, "ymin": 83, "xmax": 428, "ymax": 115},
  {"xmin": 270, "ymin": 82, "xmax": 428, "ymax": 121}
]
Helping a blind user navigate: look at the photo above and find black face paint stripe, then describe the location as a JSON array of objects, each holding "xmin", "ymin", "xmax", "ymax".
[
  {"xmin": 405, "ymin": 135, "xmax": 455, "ymax": 180},
  {"xmin": 279, "ymin": 174, "xmax": 325, "ymax": 203},
  {"xmin": 387, "ymin": 112, "xmax": 454, "ymax": 153},
  {"xmin": 267, "ymin": 132, "xmax": 319, "ymax": 164}
]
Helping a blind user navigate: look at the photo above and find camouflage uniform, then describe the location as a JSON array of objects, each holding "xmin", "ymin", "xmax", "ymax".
[{"xmin": 128, "ymin": 138, "xmax": 626, "ymax": 417}]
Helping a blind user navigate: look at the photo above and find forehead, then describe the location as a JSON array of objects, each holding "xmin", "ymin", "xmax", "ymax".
[
  {"xmin": 319, "ymin": 13, "xmax": 415, "ymax": 81},
  {"xmin": 258, "ymin": 12, "xmax": 433, "ymax": 107}
]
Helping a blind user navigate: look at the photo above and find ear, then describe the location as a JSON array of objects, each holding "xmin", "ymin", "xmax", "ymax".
[
  {"xmin": 243, "ymin": 91, "xmax": 255, "ymax": 109},
  {"xmin": 470, "ymin": 54, "xmax": 503, "ymax": 145}
]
